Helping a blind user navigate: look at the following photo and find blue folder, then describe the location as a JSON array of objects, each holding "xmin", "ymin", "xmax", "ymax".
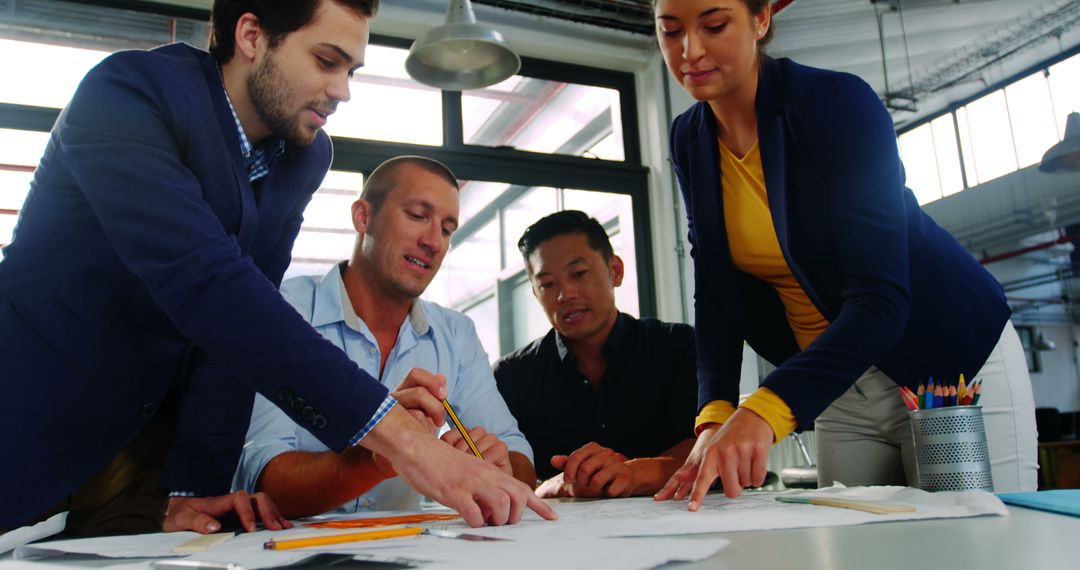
[{"xmin": 997, "ymin": 490, "xmax": 1080, "ymax": 517}]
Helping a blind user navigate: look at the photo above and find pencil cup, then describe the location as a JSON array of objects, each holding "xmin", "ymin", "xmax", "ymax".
[{"xmin": 909, "ymin": 406, "xmax": 993, "ymax": 492}]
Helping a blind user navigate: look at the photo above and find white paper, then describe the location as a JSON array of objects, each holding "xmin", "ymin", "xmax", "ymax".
[
  {"xmin": 0, "ymin": 512, "xmax": 66, "ymax": 555},
  {"xmin": 14, "ymin": 531, "xmax": 196, "ymax": 560}
]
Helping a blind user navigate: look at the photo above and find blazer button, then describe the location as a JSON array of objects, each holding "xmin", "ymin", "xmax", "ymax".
[
  {"xmin": 278, "ymin": 388, "xmax": 294, "ymax": 403},
  {"xmin": 141, "ymin": 402, "xmax": 157, "ymax": 418},
  {"xmin": 312, "ymin": 414, "xmax": 327, "ymax": 430},
  {"xmin": 291, "ymin": 397, "xmax": 305, "ymax": 411},
  {"xmin": 301, "ymin": 405, "xmax": 315, "ymax": 420}
]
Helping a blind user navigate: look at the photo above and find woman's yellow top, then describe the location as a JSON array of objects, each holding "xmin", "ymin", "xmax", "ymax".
[{"xmin": 694, "ymin": 140, "xmax": 830, "ymax": 442}]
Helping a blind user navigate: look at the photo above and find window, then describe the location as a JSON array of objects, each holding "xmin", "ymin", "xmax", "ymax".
[
  {"xmin": 1004, "ymin": 72, "xmax": 1061, "ymax": 169},
  {"xmin": 898, "ymin": 115, "xmax": 964, "ymax": 205},
  {"xmin": 463, "ymin": 76, "xmax": 624, "ymax": 160},
  {"xmin": 0, "ymin": 129, "xmax": 50, "ymax": 254},
  {"xmin": 325, "ymin": 44, "xmax": 442, "ymax": 146},
  {"xmin": 284, "ymin": 170, "xmax": 364, "ymax": 280},
  {"xmin": 898, "ymin": 51, "xmax": 1080, "ymax": 202}
]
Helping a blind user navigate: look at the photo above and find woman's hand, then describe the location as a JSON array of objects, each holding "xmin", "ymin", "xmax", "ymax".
[{"xmin": 655, "ymin": 408, "xmax": 773, "ymax": 510}]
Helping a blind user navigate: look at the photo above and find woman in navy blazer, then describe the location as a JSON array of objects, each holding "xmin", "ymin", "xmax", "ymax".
[{"xmin": 652, "ymin": 0, "xmax": 1037, "ymax": 508}]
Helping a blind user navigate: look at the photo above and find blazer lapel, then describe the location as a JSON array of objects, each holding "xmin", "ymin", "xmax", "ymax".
[
  {"xmin": 200, "ymin": 50, "xmax": 260, "ymax": 252},
  {"xmin": 756, "ymin": 58, "xmax": 790, "ymax": 257},
  {"xmin": 688, "ymin": 102, "xmax": 734, "ymax": 275}
]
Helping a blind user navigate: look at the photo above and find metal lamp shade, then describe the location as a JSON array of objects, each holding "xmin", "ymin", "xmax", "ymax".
[
  {"xmin": 406, "ymin": 0, "xmax": 520, "ymax": 91},
  {"xmin": 1040, "ymin": 112, "xmax": 1080, "ymax": 173}
]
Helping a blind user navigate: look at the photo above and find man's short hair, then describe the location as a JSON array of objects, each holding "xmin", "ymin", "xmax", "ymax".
[
  {"xmin": 361, "ymin": 156, "xmax": 459, "ymax": 213},
  {"xmin": 209, "ymin": 0, "xmax": 380, "ymax": 64},
  {"xmin": 517, "ymin": 210, "xmax": 614, "ymax": 271}
]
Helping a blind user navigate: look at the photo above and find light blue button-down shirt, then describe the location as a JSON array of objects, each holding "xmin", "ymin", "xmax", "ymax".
[{"xmin": 233, "ymin": 262, "xmax": 532, "ymax": 513}]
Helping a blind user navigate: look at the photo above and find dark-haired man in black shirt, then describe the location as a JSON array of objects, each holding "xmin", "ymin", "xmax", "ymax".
[{"xmin": 494, "ymin": 210, "xmax": 697, "ymax": 498}]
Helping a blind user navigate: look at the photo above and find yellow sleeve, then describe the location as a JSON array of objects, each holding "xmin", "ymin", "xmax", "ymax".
[
  {"xmin": 739, "ymin": 387, "xmax": 798, "ymax": 443},
  {"xmin": 694, "ymin": 399, "xmax": 735, "ymax": 435}
]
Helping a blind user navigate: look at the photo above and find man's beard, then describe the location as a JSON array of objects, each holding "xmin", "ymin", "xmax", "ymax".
[{"xmin": 247, "ymin": 52, "xmax": 320, "ymax": 146}]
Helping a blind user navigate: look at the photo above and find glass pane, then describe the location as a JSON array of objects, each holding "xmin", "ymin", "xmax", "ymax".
[
  {"xmin": 931, "ymin": 115, "xmax": 964, "ymax": 197},
  {"xmin": 284, "ymin": 170, "xmax": 364, "ymax": 280},
  {"xmin": 510, "ymin": 276, "xmax": 552, "ymax": 351},
  {"xmin": 0, "ymin": 170, "xmax": 34, "ymax": 211},
  {"xmin": 1005, "ymin": 73, "xmax": 1060, "ymax": 168},
  {"xmin": 1048, "ymin": 54, "xmax": 1080, "ymax": 137},
  {"xmin": 962, "ymin": 91, "xmax": 1018, "ymax": 184},
  {"xmin": 326, "ymin": 44, "xmax": 442, "ymax": 145},
  {"xmin": 0, "ymin": 212, "xmax": 16, "ymax": 251},
  {"xmin": 462, "ymin": 295, "xmax": 500, "ymax": 365},
  {"xmin": 562, "ymin": 191, "xmax": 638, "ymax": 318},
  {"xmin": 955, "ymin": 107, "xmax": 980, "ymax": 186},
  {"xmin": 898, "ymin": 123, "xmax": 942, "ymax": 205},
  {"xmin": 463, "ymin": 76, "xmax": 625, "ymax": 160},
  {"xmin": 0, "ymin": 39, "xmax": 110, "ymax": 108},
  {"xmin": 0, "ymin": 129, "xmax": 51, "ymax": 167},
  {"xmin": 0, "ymin": 129, "xmax": 50, "ymax": 253},
  {"xmin": 426, "ymin": 217, "xmax": 501, "ymax": 308},
  {"xmin": 501, "ymin": 188, "xmax": 559, "ymax": 261}
]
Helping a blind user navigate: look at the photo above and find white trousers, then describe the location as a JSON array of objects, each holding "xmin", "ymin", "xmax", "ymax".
[{"xmin": 814, "ymin": 322, "xmax": 1039, "ymax": 492}]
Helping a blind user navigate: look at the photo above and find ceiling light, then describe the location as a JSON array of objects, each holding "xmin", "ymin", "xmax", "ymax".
[
  {"xmin": 1040, "ymin": 112, "xmax": 1080, "ymax": 173},
  {"xmin": 405, "ymin": 0, "xmax": 521, "ymax": 91}
]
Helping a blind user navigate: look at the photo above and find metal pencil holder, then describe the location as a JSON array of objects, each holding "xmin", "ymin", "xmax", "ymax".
[{"xmin": 909, "ymin": 406, "xmax": 993, "ymax": 492}]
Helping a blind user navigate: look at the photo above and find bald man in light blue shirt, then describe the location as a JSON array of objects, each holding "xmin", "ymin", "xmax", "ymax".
[{"xmin": 233, "ymin": 156, "xmax": 534, "ymax": 517}]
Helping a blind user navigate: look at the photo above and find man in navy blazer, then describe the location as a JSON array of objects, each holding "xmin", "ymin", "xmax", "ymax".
[{"xmin": 0, "ymin": 0, "xmax": 551, "ymax": 535}]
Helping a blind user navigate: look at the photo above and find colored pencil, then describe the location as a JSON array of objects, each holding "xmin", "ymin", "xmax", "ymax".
[{"xmin": 263, "ymin": 526, "xmax": 422, "ymax": 550}]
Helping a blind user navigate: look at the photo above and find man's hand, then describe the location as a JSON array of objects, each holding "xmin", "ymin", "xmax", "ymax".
[
  {"xmin": 534, "ymin": 471, "xmax": 574, "ymax": 498},
  {"xmin": 363, "ymin": 405, "xmax": 558, "ymax": 527},
  {"xmin": 163, "ymin": 491, "xmax": 291, "ymax": 533},
  {"xmin": 391, "ymin": 368, "xmax": 447, "ymax": 433},
  {"xmin": 548, "ymin": 442, "xmax": 634, "ymax": 498},
  {"xmin": 655, "ymin": 408, "xmax": 773, "ymax": 510},
  {"xmin": 441, "ymin": 426, "xmax": 512, "ymax": 475}
]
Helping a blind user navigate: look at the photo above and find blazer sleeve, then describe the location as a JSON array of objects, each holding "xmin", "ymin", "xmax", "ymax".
[
  {"xmin": 668, "ymin": 112, "xmax": 745, "ymax": 413},
  {"xmin": 760, "ymin": 71, "xmax": 912, "ymax": 427},
  {"xmin": 58, "ymin": 53, "xmax": 389, "ymax": 461}
]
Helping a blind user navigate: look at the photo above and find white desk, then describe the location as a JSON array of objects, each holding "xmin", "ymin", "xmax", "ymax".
[
  {"xmin": 669, "ymin": 506, "xmax": 1080, "ymax": 569},
  {"xmin": 5, "ymin": 505, "xmax": 1077, "ymax": 569}
]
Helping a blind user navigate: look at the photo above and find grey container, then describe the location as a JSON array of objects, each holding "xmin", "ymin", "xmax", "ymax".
[{"xmin": 909, "ymin": 406, "xmax": 994, "ymax": 492}]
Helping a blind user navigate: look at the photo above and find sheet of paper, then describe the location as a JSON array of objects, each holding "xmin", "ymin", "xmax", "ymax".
[
  {"xmin": 14, "ymin": 531, "xmax": 196, "ymax": 560},
  {"xmin": 0, "ymin": 512, "xmax": 66, "ymax": 555},
  {"xmin": 438, "ymin": 485, "xmax": 1008, "ymax": 541}
]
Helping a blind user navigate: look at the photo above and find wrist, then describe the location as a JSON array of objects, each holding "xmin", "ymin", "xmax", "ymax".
[{"xmin": 625, "ymin": 457, "xmax": 673, "ymax": 495}]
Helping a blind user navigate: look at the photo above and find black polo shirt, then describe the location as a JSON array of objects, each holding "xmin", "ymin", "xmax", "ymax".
[{"xmin": 493, "ymin": 313, "xmax": 698, "ymax": 480}]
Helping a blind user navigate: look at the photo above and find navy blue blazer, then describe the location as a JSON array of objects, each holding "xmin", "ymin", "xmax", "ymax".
[
  {"xmin": 670, "ymin": 57, "xmax": 1010, "ymax": 429},
  {"xmin": 0, "ymin": 44, "xmax": 388, "ymax": 528}
]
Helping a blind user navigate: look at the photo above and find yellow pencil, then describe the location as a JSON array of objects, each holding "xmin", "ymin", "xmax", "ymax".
[
  {"xmin": 442, "ymin": 398, "xmax": 483, "ymax": 459},
  {"xmin": 263, "ymin": 526, "xmax": 422, "ymax": 550}
]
